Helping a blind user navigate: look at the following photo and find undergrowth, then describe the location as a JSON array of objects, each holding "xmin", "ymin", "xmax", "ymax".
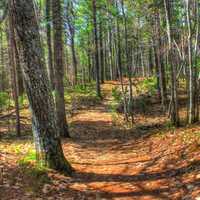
[
  {"xmin": 65, "ymin": 83, "xmax": 101, "ymax": 113},
  {"xmin": 0, "ymin": 92, "xmax": 11, "ymax": 111},
  {"xmin": 18, "ymin": 149, "xmax": 51, "ymax": 192},
  {"xmin": 138, "ymin": 76, "xmax": 157, "ymax": 95}
]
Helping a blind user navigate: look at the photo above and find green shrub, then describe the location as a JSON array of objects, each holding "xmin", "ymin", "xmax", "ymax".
[
  {"xmin": 74, "ymin": 84, "xmax": 87, "ymax": 93},
  {"xmin": 111, "ymin": 86, "xmax": 122, "ymax": 102},
  {"xmin": 18, "ymin": 149, "xmax": 51, "ymax": 192},
  {"xmin": 18, "ymin": 149, "xmax": 37, "ymax": 165},
  {"xmin": 139, "ymin": 77, "xmax": 157, "ymax": 95},
  {"xmin": 0, "ymin": 92, "xmax": 10, "ymax": 110},
  {"xmin": 19, "ymin": 94, "xmax": 28, "ymax": 108},
  {"xmin": 73, "ymin": 83, "xmax": 97, "ymax": 96},
  {"xmin": 18, "ymin": 161, "xmax": 51, "ymax": 192},
  {"xmin": 136, "ymin": 97, "xmax": 147, "ymax": 113},
  {"xmin": 66, "ymin": 83, "xmax": 96, "ymax": 96}
]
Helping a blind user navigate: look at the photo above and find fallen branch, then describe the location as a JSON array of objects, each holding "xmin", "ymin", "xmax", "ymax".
[{"xmin": 0, "ymin": 110, "xmax": 16, "ymax": 120}]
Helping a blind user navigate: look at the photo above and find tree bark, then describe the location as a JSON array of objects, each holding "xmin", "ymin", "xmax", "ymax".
[
  {"xmin": 186, "ymin": 0, "xmax": 198, "ymax": 124},
  {"xmin": 14, "ymin": 41, "xmax": 24, "ymax": 96},
  {"xmin": 0, "ymin": 30, "xmax": 6, "ymax": 92},
  {"xmin": 71, "ymin": 35, "xmax": 77, "ymax": 85},
  {"xmin": 154, "ymin": 12, "xmax": 167, "ymax": 109},
  {"xmin": 52, "ymin": 0, "xmax": 70, "ymax": 137},
  {"xmin": 121, "ymin": 0, "xmax": 134, "ymax": 124},
  {"xmin": 8, "ymin": 4, "xmax": 21, "ymax": 137},
  {"xmin": 92, "ymin": 0, "xmax": 101, "ymax": 98},
  {"xmin": 99, "ymin": 21, "xmax": 104, "ymax": 84},
  {"xmin": 46, "ymin": 0, "xmax": 55, "ymax": 90},
  {"xmin": 116, "ymin": 0, "xmax": 129, "ymax": 122},
  {"xmin": 11, "ymin": 0, "xmax": 72, "ymax": 173},
  {"xmin": 66, "ymin": 0, "xmax": 77, "ymax": 86},
  {"xmin": 164, "ymin": 0, "xmax": 180, "ymax": 126}
]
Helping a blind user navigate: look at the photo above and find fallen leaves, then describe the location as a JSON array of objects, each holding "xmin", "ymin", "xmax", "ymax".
[{"xmin": 1, "ymin": 81, "xmax": 200, "ymax": 199}]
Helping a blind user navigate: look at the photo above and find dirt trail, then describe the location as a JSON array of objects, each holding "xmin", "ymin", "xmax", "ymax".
[
  {"xmin": 62, "ymin": 83, "xmax": 200, "ymax": 200},
  {"xmin": 1, "ymin": 82, "xmax": 200, "ymax": 200},
  {"xmin": 70, "ymin": 83, "xmax": 121, "ymax": 139}
]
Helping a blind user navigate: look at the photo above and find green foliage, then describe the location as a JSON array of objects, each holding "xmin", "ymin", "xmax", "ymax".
[
  {"xmin": 109, "ymin": 87, "xmax": 122, "ymax": 115},
  {"xmin": 18, "ymin": 161, "xmax": 51, "ymax": 192},
  {"xmin": 18, "ymin": 149, "xmax": 51, "ymax": 189},
  {"xmin": 65, "ymin": 83, "xmax": 101, "ymax": 113},
  {"xmin": 111, "ymin": 112, "xmax": 119, "ymax": 126},
  {"xmin": 0, "ymin": 92, "xmax": 10, "ymax": 110},
  {"xmin": 19, "ymin": 94, "xmax": 28, "ymax": 108},
  {"xmin": 196, "ymin": 57, "xmax": 200, "ymax": 71},
  {"xmin": 22, "ymin": 164, "xmax": 49, "ymax": 183},
  {"xmin": 108, "ymin": 100, "xmax": 119, "ymax": 113},
  {"xmin": 74, "ymin": 84, "xmax": 93, "ymax": 94},
  {"xmin": 66, "ymin": 83, "xmax": 96, "ymax": 96},
  {"xmin": 0, "ymin": 92, "xmax": 27, "ymax": 111},
  {"xmin": 111, "ymin": 86, "xmax": 122, "ymax": 102},
  {"xmin": 18, "ymin": 149, "xmax": 37, "ymax": 164},
  {"xmin": 136, "ymin": 97, "xmax": 147, "ymax": 113},
  {"xmin": 139, "ymin": 77, "xmax": 157, "ymax": 95}
]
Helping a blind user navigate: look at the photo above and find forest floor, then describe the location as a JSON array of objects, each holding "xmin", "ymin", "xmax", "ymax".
[{"xmin": 1, "ymin": 80, "xmax": 200, "ymax": 199}]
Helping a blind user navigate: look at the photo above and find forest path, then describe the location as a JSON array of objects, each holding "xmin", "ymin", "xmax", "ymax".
[
  {"xmin": 61, "ymin": 82, "xmax": 200, "ymax": 200},
  {"xmin": 1, "ymin": 82, "xmax": 200, "ymax": 200},
  {"xmin": 69, "ymin": 82, "xmax": 124, "ymax": 140}
]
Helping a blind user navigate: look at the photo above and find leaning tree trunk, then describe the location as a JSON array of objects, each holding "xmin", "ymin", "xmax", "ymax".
[
  {"xmin": 52, "ymin": 0, "xmax": 70, "ymax": 137},
  {"xmin": 11, "ymin": 0, "xmax": 72, "ymax": 173}
]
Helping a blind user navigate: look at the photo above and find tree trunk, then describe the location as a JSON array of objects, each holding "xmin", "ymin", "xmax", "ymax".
[
  {"xmin": 8, "ymin": 5, "xmax": 21, "ymax": 137},
  {"xmin": 52, "ymin": 0, "xmax": 70, "ymax": 137},
  {"xmin": 0, "ymin": 30, "xmax": 6, "ymax": 92},
  {"xmin": 66, "ymin": 0, "xmax": 77, "ymax": 86},
  {"xmin": 121, "ymin": 0, "xmax": 134, "ymax": 124},
  {"xmin": 46, "ymin": 0, "xmax": 55, "ymax": 90},
  {"xmin": 154, "ymin": 12, "xmax": 167, "ymax": 109},
  {"xmin": 71, "ymin": 34, "xmax": 77, "ymax": 86},
  {"xmin": 153, "ymin": 39, "xmax": 161, "ymax": 99},
  {"xmin": 148, "ymin": 45, "xmax": 154, "ymax": 76},
  {"xmin": 92, "ymin": 0, "xmax": 101, "ymax": 98},
  {"xmin": 186, "ymin": 0, "xmax": 198, "ymax": 124},
  {"xmin": 14, "ymin": 41, "xmax": 24, "ymax": 96},
  {"xmin": 164, "ymin": 0, "xmax": 180, "ymax": 126},
  {"xmin": 11, "ymin": 0, "xmax": 72, "ymax": 173},
  {"xmin": 99, "ymin": 21, "xmax": 104, "ymax": 84},
  {"xmin": 116, "ymin": 1, "xmax": 129, "ymax": 122},
  {"xmin": 108, "ymin": 27, "xmax": 114, "ymax": 80}
]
